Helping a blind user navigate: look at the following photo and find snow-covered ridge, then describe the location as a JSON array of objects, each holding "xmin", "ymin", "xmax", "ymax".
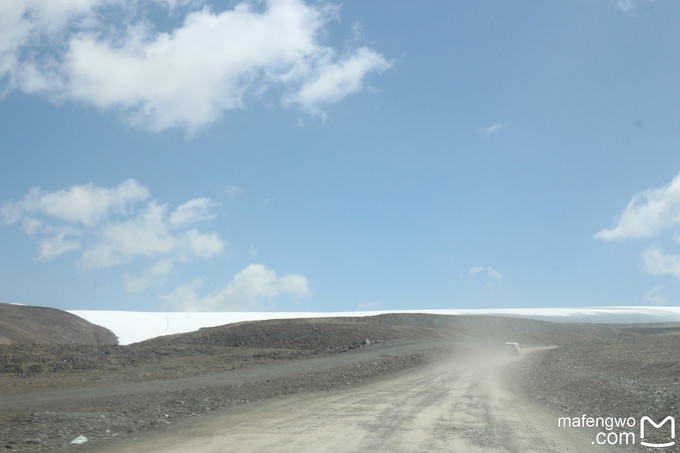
[{"xmin": 68, "ymin": 307, "xmax": 680, "ymax": 345}]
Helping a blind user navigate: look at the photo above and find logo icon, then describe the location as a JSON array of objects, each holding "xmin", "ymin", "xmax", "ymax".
[{"xmin": 640, "ymin": 416, "xmax": 676, "ymax": 448}]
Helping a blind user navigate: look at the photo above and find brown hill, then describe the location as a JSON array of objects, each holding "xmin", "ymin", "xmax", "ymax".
[{"xmin": 0, "ymin": 303, "xmax": 118, "ymax": 345}]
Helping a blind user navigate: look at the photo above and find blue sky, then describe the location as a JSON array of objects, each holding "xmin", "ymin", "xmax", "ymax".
[{"xmin": 2, "ymin": 0, "xmax": 680, "ymax": 312}]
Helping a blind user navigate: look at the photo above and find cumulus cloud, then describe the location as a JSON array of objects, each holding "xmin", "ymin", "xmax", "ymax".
[
  {"xmin": 1, "ymin": 0, "xmax": 390, "ymax": 132},
  {"xmin": 161, "ymin": 264, "xmax": 311, "ymax": 311},
  {"xmin": 0, "ymin": 179, "xmax": 149, "ymax": 227},
  {"xmin": 78, "ymin": 201, "xmax": 223, "ymax": 269},
  {"xmin": 597, "ymin": 172, "xmax": 680, "ymax": 283},
  {"xmin": 1, "ymin": 179, "xmax": 224, "ymax": 292},
  {"xmin": 595, "ymin": 172, "xmax": 680, "ymax": 241},
  {"xmin": 0, "ymin": 1, "xmax": 99, "ymax": 92}
]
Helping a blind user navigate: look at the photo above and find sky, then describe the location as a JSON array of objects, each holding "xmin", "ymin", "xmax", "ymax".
[{"xmin": 2, "ymin": 0, "xmax": 680, "ymax": 312}]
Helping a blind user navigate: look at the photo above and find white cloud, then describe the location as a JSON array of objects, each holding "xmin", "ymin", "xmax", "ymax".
[
  {"xmin": 22, "ymin": 218, "xmax": 42, "ymax": 235},
  {"xmin": 79, "ymin": 202, "xmax": 177, "ymax": 269},
  {"xmin": 0, "ymin": 1, "xmax": 97, "ymax": 82},
  {"xmin": 642, "ymin": 285, "xmax": 669, "ymax": 306},
  {"xmin": 2, "ymin": 0, "xmax": 390, "ymax": 132},
  {"xmin": 641, "ymin": 246, "xmax": 680, "ymax": 279},
  {"xmin": 595, "ymin": 172, "xmax": 680, "ymax": 241},
  {"xmin": 224, "ymin": 185, "xmax": 244, "ymax": 199},
  {"xmin": 169, "ymin": 198, "xmax": 220, "ymax": 229},
  {"xmin": 79, "ymin": 201, "xmax": 224, "ymax": 269},
  {"xmin": 469, "ymin": 265, "xmax": 484, "ymax": 275},
  {"xmin": 487, "ymin": 266, "xmax": 503, "ymax": 281},
  {"xmin": 1, "ymin": 180, "xmax": 224, "ymax": 291},
  {"xmin": 157, "ymin": 0, "xmax": 202, "ymax": 10},
  {"xmin": 177, "ymin": 228, "xmax": 224, "ymax": 259},
  {"xmin": 38, "ymin": 226, "xmax": 82, "ymax": 261},
  {"xmin": 287, "ymin": 47, "xmax": 391, "ymax": 114},
  {"xmin": 598, "ymin": 173, "xmax": 680, "ymax": 283},
  {"xmin": 469, "ymin": 265, "xmax": 502, "ymax": 282},
  {"xmin": 160, "ymin": 277, "xmax": 206, "ymax": 311},
  {"xmin": 612, "ymin": 0, "xmax": 635, "ymax": 13},
  {"xmin": 1, "ymin": 179, "xmax": 150, "ymax": 226},
  {"xmin": 124, "ymin": 258, "xmax": 175, "ymax": 294},
  {"xmin": 477, "ymin": 122, "xmax": 509, "ymax": 136},
  {"xmin": 161, "ymin": 264, "xmax": 311, "ymax": 311}
]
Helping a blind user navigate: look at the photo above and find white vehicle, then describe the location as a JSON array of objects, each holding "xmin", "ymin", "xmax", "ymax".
[{"xmin": 504, "ymin": 342, "xmax": 521, "ymax": 355}]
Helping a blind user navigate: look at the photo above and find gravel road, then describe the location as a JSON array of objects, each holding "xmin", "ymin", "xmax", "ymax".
[
  {"xmin": 1, "ymin": 340, "xmax": 444, "ymax": 413},
  {"xmin": 97, "ymin": 347, "xmax": 610, "ymax": 453},
  {"xmin": 1, "ymin": 340, "xmax": 449, "ymax": 452}
]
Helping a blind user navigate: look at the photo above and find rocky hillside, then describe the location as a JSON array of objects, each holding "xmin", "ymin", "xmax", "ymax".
[
  {"xmin": 141, "ymin": 313, "xmax": 626, "ymax": 352},
  {"xmin": 0, "ymin": 303, "xmax": 118, "ymax": 345}
]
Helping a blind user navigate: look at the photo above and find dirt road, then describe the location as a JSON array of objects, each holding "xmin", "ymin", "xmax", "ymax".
[
  {"xmin": 1, "ymin": 341, "xmax": 441, "ymax": 412},
  {"xmin": 99, "ymin": 349, "xmax": 609, "ymax": 453}
]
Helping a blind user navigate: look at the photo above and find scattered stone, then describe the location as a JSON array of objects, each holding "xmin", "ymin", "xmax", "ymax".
[{"xmin": 70, "ymin": 435, "xmax": 88, "ymax": 444}]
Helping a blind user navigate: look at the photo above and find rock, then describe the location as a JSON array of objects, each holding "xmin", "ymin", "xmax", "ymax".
[{"xmin": 70, "ymin": 435, "xmax": 88, "ymax": 444}]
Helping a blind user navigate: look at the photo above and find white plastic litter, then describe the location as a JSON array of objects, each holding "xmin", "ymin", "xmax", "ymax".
[{"xmin": 70, "ymin": 435, "xmax": 88, "ymax": 444}]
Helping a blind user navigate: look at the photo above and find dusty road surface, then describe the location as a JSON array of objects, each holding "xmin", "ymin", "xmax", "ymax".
[{"xmin": 99, "ymin": 348, "xmax": 609, "ymax": 453}]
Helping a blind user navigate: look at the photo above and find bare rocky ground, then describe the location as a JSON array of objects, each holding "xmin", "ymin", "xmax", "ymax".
[
  {"xmin": 514, "ymin": 325, "xmax": 680, "ymax": 450},
  {"xmin": 0, "ymin": 313, "xmax": 657, "ymax": 452}
]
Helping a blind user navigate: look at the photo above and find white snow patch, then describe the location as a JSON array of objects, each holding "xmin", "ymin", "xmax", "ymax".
[{"xmin": 67, "ymin": 307, "xmax": 680, "ymax": 345}]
